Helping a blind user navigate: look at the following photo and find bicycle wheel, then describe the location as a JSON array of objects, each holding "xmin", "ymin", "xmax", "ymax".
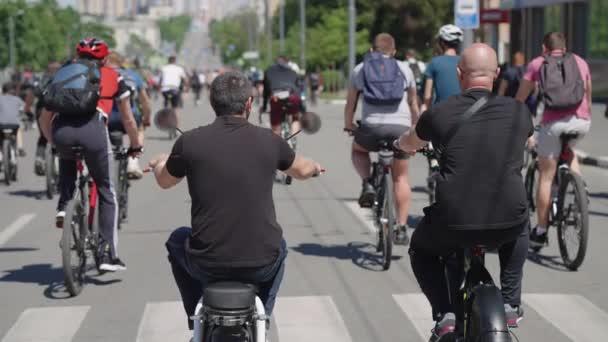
[
  {"xmin": 466, "ymin": 284, "xmax": 511, "ymax": 342},
  {"xmin": 10, "ymin": 143, "xmax": 17, "ymax": 181},
  {"xmin": 45, "ymin": 150, "xmax": 57, "ymax": 199},
  {"xmin": 524, "ymin": 160, "xmax": 539, "ymax": 213},
  {"xmin": 3, "ymin": 139, "xmax": 11, "ymax": 186},
  {"xmin": 379, "ymin": 174, "xmax": 395, "ymax": 270},
  {"xmin": 120, "ymin": 159, "xmax": 129, "ymax": 223},
  {"xmin": 556, "ymin": 171, "xmax": 589, "ymax": 271},
  {"xmin": 427, "ymin": 170, "xmax": 436, "ymax": 205},
  {"xmin": 62, "ymin": 186, "xmax": 89, "ymax": 296}
]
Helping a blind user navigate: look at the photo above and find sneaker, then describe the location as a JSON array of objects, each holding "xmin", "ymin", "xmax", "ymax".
[
  {"xmin": 127, "ymin": 157, "xmax": 143, "ymax": 180},
  {"xmin": 529, "ymin": 226, "xmax": 548, "ymax": 248},
  {"xmin": 394, "ymin": 224, "xmax": 410, "ymax": 245},
  {"xmin": 18, "ymin": 148, "xmax": 26, "ymax": 157},
  {"xmin": 55, "ymin": 211, "xmax": 66, "ymax": 229},
  {"xmin": 429, "ymin": 313, "xmax": 456, "ymax": 342},
  {"xmin": 34, "ymin": 157, "xmax": 45, "ymax": 176},
  {"xmin": 99, "ymin": 252, "xmax": 127, "ymax": 272},
  {"xmin": 505, "ymin": 304, "xmax": 524, "ymax": 328},
  {"xmin": 358, "ymin": 179, "xmax": 376, "ymax": 208}
]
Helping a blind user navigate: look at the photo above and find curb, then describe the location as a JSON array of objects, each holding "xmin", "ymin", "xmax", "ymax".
[
  {"xmin": 575, "ymin": 149, "xmax": 608, "ymax": 169},
  {"xmin": 326, "ymin": 99, "xmax": 347, "ymax": 105}
]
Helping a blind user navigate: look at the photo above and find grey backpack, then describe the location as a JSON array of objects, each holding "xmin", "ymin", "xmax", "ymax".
[{"xmin": 539, "ymin": 53, "xmax": 584, "ymax": 110}]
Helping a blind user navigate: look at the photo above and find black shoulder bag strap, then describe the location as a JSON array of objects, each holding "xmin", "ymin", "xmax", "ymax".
[{"xmin": 443, "ymin": 95, "xmax": 490, "ymax": 146}]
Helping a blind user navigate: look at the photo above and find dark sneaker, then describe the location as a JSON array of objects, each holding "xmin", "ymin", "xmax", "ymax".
[
  {"xmin": 429, "ymin": 313, "xmax": 456, "ymax": 342},
  {"xmin": 99, "ymin": 253, "xmax": 127, "ymax": 272},
  {"xmin": 394, "ymin": 224, "xmax": 410, "ymax": 245},
  {"xmin": 55, "ymin": 211, "xmax": 66, "ymax": 229},
  {"xmin": 529, "ymin": 227, "xmax": 548, "ymax": 248},
  {"xmin": 18, "ymin": 148, "xmax": 26, "ymax": 157},
  {"xmin": 358, "ymin": 180, "xmax": 376, "ymax": 208},
  {"xmin": 505, "ymin": 304, "xmax": 524, "ymax": 328},
  {"xmin": 34, "ymin": 157, "xmax": 45, "ymax": 176}
]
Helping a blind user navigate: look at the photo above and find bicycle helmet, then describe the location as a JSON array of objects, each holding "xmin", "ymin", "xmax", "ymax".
[
  {"xmin": 76, "ymin": 37, "xmax": 109, "ymax": 59},
  {"xmin": 437, "ymin": 24, "xmax": 464, "ymax": 42}
]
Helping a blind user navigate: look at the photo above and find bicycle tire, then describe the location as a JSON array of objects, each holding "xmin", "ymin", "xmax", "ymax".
[
  {"xmin": 466, "ymin": 284, "xmax": 512, "ymax": 342},
  {"xmin": 524, "ymin": 160, "xmax": 538, "ymax": 213},
  {"xmin": 62, "ymin": 187, "xmax": 89, "ymax": 297},
  {"xmin": 380, "ymin": 174, "xmax": 395, "ymax": 270},
  {"xmin": 3, "ymin": 139, "xmax": 11, "ymax": 186},
  {"xmin": 45, "ymin": 150, "xmax": 56, "ymax": 199},
  {"xmin": 120, "ymin": 159, "xmax": 129, "ymax": 223},
  {"xmin": 10, "ymin": 143, "xmax": 17, "ymax": 181},
  {"xmin": 556, "ymin": 171, "xmax": 589, "ymax": 271}
]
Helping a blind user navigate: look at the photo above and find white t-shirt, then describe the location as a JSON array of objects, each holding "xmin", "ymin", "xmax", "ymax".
[
  {"xmin": 198, "ymin": 73, "xmax": 206, "ymax": 85},
  {"xmin": 160, "ymin": 64, "xmax": 187, "ymax": 91}
]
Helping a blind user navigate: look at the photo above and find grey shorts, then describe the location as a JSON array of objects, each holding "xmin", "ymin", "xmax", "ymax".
[
  {"xmin": 354, "ymin": 124, "xmax": 410, "ymax": 160},
  {"xmin": 537, "ymin": 115, "xmax": 590, "ymax": 158}
]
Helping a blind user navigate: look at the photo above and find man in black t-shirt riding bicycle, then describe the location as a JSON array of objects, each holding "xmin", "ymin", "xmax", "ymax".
[{"xmin": 397, "ymin": 44, "xmax": 532, "ymax": 342}]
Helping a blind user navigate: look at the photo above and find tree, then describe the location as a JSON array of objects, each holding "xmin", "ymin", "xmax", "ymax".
[{"xmin": 157, "ymin": 15, "xmax": 192, "ymax": 52}]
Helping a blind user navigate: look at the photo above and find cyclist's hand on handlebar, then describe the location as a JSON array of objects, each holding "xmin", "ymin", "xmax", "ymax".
[
  {"xmin": 128, "ymin": 146, "xmax": 144, "ymax": 157},
  {"xmin": 142, "ymin": 116, "xmax": 151, "ymax": 128},
  {"xmin": 312, "ymin": 163, "xmax": 325, "ymax": 177},
  {"xmin": 343, "ymin": 122, "xmax": 357, "ymax": 136}
]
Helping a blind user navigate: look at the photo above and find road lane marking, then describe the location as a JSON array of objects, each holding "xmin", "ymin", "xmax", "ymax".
[
  {"xmin": 344, "ymin": 201, "xmax": 377, "ymax": 233},
  {"xmin": 1, "ymin": 306, "xmax": 89, "ymax": 342},
  {"xmin": 0, "ymin": 214, "xmax": 36, "ymax": 247},
  {"xmin": 393, "ymin": 294, "xmax": 432, "ymax": 341},
  {"xmin": 274, "ymin": 296, "xmax": 353, "ymax": 342},
  {"xmin": 524, "ymin": 294, "xmax": 608, "ymax": 342},
  {"xmin": 135, "ymin": 301, "xmax": 190, "ymax": 342}
]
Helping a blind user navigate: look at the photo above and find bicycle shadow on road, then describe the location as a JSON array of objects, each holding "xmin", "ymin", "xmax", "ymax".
[
  {"xmin": 526, "ymin": 252, "xmax": 570, "ymax": 272},
  {"xmin": 6, "ymin": 189, "xmax": 48, "ymax": 200},
  {"xmin": 0, "ymin": 263, "xmax": 121, "ymax": 300},
  {"xmin": 290, "ymin": 241, "xmax": 403, "ymax": 272}
]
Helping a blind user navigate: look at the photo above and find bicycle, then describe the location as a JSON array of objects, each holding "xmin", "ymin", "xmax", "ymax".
[
  {"xmin": 61, "ymin": 146, "xmax": 100, "ymax": 297},
  {"xmin": 369, "ymin": 140, "xmax": 397, "ymax": 270},
  {"xmin": 109, "ymin": 131, "xmax": 130, "ymax": 230},
  {"xmin": 0, "ymin": 124, "xmax": 19, "ymax": 186},
  {"xmin": 442, "ymin": 246, "xmax": 513, "ymax": 342},
  {"xmin": 45, "ymin": 145, "xmax": 59, "ymax": 199},
  {"xmin": 191, "ymin": 282, "xmax": 268, "ymax": 342},
  {"xmin": 162, "ymin": 90, "xmax": 179, "ymax": 140},
  {"xmin": 524, "ymin": 133, "xmax": 589, "ymax": 271}
]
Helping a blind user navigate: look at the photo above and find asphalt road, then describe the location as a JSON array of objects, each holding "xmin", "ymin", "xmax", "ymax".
[{"xmin": 1, "ymin": 97, "xmax": 607, "ymax": 342}]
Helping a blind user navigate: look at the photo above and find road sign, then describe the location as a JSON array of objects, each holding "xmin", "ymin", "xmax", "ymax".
[
  {"xmin": 454, "ymin": 0, "xmax": 480, "ymax": 29},
  {"xmin": 480, "ymin": 9, "xmax": 510, "ymax": 24},
  {"xmin": 242, "ymin": 51, "xmax": 260, "ymax": 60}
]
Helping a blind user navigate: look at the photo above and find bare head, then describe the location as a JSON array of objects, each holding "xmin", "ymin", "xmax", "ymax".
[
  {"xmin": 512, "ymin": 51, "xmax": 525, "ymax": 66},
  {"xmin": 543, "ymin": 32, "xmax": 567, "ymax": 53},
  {"xmin": 457, "ymin": 43, "xmax": 499, "ymax": 91},
  {"xmin": 373, "ymin": 33, "xmax": 396, "ymax": 56}
]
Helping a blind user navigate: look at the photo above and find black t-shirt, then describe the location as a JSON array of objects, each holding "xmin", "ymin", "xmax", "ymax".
[
  {"xmin": 416, "ymin": 89, "xmax": 533, "ymax": 230},
  {"xmin": 166, "ymin": 116, "xmax": 296, "ymax": 268},
  {"xmin": 502, "ymin": 65, "xmax": 525, "ymax": 98}
]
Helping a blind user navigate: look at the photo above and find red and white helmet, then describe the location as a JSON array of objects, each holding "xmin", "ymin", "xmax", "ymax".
[{"xmin": 76, "ymin": 37, "xmax": 109, "ymax": 59}]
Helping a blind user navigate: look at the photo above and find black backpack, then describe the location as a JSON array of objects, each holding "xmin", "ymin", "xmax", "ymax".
[
  {"xmin": 43, "ymin": 59, "xmax": 101, "ymax": 116},
  {"xmin": 539, "ymin": 53, "xmax": 585, "ymax": 110},
  {"xmin": 408, "ymin": 61, "xmax": 423, "ymax": 94}
]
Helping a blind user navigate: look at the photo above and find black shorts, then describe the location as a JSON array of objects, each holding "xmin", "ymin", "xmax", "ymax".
[
  {"xmin": 162, "ymin": 90, "xmax": 181, "ymax": 109},
  {"xmin": 354, "ymin": 124, "xmax": 410, "ymax": 160}
]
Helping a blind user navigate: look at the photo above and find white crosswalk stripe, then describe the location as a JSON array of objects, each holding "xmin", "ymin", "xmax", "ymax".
[
  {"xmin": 0, "ymin": 214, "xmax": 36, "ymax": 247},
  {"xmin": 273, "ymin": 296, "xmax": 354, "ymax": 342},
  {"xmin": 135, "ymin": 301, "xmax": 190, "ymax": 342},
  {"xmin": 523, "ymin": 294, "xmax": 608, "ymax": 342},
  {"xmin": 1, "ymin": 306, "xmax": 89, "ymax": 342},
  {"xmin": 344, "ymin": 201, "xmax": 377, "ymax": 233},
  {"xmin": 3, "ymin": 294, "xmax": 608, "ymax": 341}
]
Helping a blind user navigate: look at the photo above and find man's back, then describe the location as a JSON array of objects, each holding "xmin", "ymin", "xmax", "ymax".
[
  {"xmin": 425, "ymin": 55, "xmax": 461, "ymax": 104},
  {"xmin": 264, "ymin": 63, "xmax": 298, "ymax": 93},
  {"xmin": 416, "ymin": 90, "xmax": 533, "ymax": 229},
  {"xmin": 161, "ymin": 64, "xmax": 185, "ymax": 91},
  {"xmin": 167, "ymin": 116, "xmax": 295, "ymax": 268},
  {"xmin": 0, "ymin": 94, "xmax": 24, "ymax": 126}
]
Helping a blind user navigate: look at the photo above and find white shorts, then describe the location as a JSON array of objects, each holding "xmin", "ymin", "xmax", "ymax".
[{"xmin": 537, "ymin": 115, "xmax": 590, "ymax": 158}]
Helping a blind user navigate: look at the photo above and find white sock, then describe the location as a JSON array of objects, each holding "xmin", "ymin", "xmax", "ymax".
[{"xmin": 535, "ymin": 226, "xmax": 547, "ymax": 234}]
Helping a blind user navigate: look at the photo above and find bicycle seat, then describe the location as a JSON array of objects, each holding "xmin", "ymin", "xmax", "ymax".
[
  {"xmin": 377, "ymin": 140, "xmax": 394, "ymax": 150},
  {"xmin": 204, "ymin": 282, "xmax": 257, "ymax": 310},
  {"xmin": 0, "ymin": 124, "xmax": 19, "ymax": 132},
  {"xmin": 560, "ymin": 132, "xmax": 580, "ymax": 142}
]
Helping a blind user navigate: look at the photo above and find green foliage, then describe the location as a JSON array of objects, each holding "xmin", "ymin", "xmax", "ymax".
[
  {"xmin": 0, "ymin": 0, "xmax": 116, "ymax": 70},
  {"xmin": 589, "ymin": 0, "xmax": 608, "ymax": 58},
  {"xmin": 157, "ymin": 15, "xmax": 192, "ymax": 51},
  {"xmin": 209, "ymin": 11, "xmax": 260, "ymax": 66}
]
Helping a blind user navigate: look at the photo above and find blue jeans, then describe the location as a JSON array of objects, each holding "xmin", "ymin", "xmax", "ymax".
[{"xmin": 165, "ymin": 227, "xmax": 287, "ymax": 329}]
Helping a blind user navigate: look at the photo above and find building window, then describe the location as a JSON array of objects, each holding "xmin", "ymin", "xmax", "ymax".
[{"xmin": 589, "ymin": 0, "xmax": 608, "ymax": 59}]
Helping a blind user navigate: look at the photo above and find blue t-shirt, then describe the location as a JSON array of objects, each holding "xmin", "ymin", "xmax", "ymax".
[
  {"xmin": 424, "ymin": 55, "xmax": 461, "ymax": 105},
  {"xmin": 109, "ymin": 68, "xmax": 144, "ymax": 126}
]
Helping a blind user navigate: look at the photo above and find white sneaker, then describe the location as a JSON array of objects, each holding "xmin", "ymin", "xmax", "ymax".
[
  {"xmin": 127, "ymin": 157, "xmax": 143, "ymax": 180},
  {"xmin": 56, "ymin": 211, "xmax": 66, "ymax": 229}
]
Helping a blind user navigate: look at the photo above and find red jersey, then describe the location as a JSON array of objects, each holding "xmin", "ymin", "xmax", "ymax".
[{"xmin": 97, "ymin": 66, "xmax": 131, "ymax": 117}]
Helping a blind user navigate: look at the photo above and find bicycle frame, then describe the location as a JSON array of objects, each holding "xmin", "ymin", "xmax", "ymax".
[{"xmin": 75, "ymin": 158, "xmax": 98, "ymax": 229}]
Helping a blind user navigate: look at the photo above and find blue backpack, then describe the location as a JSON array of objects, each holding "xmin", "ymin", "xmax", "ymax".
[{"xmin": 362, "ymin": 52, "xmax": 405, "ymax": 105}]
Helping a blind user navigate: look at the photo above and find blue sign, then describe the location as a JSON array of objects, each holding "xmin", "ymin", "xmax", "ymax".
[{"xmin": 454, "ymin": 0, "xmax": 480, "ymax": 29}]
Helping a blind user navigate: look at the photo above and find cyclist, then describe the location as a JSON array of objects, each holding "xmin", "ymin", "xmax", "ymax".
[
  {"xmin": 397, "ymin": 44, "xmax": 532, "ymax": 340},
  {"xmin": 190, "ymin": 69, "xmax": 203, "ymax": 106},
  {"xmin": 39, "ymin": 37, "xmax": 142, "ymax": 272},
  {"xmin": 34, "ymin": 62, "xmax": 62, "ymax": 176},
  {"xmin": 106, "ymin": 52, "xmax": 152, "ymax": 179},
  {"xmin": 307, "ymin": 67, "xmax": 323, "ymax": 107},
  {"xmin": 405, "ymin": 49, "xmax": 426, "ymax": 105},
  {"xmin": 0, "ymin": 82, "xmax": 26, "ymax": 162},
  {"xmin": 344, "ymin": 33, "xmax": 420, "ymax": 244},
  {"xmin": 261, "ymin": 56, "xmax": 302, "ymax": 136},
  {"xmin": 160, "ymin": 56, "xmax": 188, "ymax": 129},
  {"xmin": 149, "ymin": 72, "xmax": 323, "ymax": 329},
  {"xmin": 515, "ymin": 32, "xmax": 592, "ymax": 248},
  {"xmin": 422, "ymin": 24, "xmax": 463, "ymax": 112}
]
